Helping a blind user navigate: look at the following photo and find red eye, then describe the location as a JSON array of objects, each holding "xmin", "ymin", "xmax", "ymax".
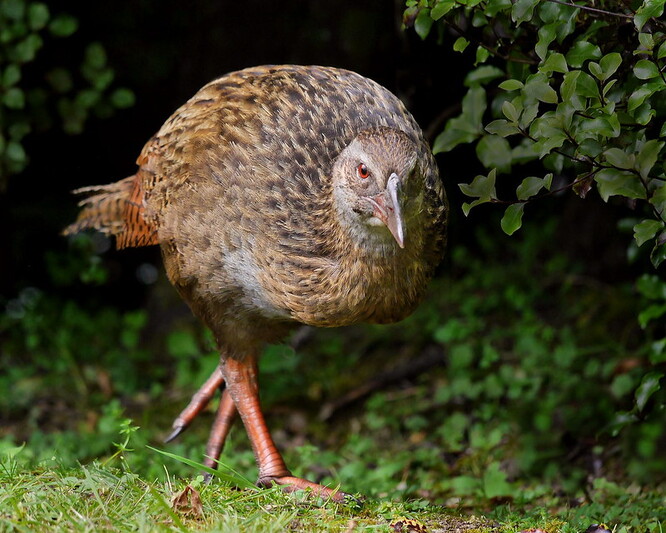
[{"xmin": 357, "ymin": 163, "xmax": 369, "ymax": 179}]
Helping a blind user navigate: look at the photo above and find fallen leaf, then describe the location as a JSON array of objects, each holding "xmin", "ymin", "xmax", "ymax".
[{"xmin": 171, "ymin": 485, "xmax": 204, "ymax": 520}]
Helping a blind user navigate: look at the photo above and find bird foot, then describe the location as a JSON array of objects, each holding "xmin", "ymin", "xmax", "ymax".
[{"xmin": 257, "ymin": 475, "xmax": 356, "ymax": 504}]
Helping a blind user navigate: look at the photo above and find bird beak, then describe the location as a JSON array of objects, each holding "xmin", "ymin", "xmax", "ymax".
[{"xmin": 365, "ymin": 173, "xmax": 405, "ymax": 248}]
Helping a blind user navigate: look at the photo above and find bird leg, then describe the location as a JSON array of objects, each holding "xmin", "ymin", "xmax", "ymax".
[
  {"xmin": 165, "ymin": 366, "xmax": 226, "ymax": 443},
  {"xmin": 222, "ymin": 354, "xmax": 349, "ymax": 502},
  {"xmin": 202, "ymin": 389, "xmax": 236, "ymax": 470}
]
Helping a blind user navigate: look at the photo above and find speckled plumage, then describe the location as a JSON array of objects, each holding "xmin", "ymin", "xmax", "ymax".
[{"xmin": 66, "ymin": 65, "xmax": 447, "ymax": 499}]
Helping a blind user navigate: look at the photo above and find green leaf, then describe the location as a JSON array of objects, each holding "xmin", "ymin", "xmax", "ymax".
[
  {"xmin": 575, "ymin": 71, "xmax": 600, "ymax": 99},
  {"xmin": 628, "ymin": 83, "xmax": 664, "ymax": 112},
  {"xmin": 634, "ymin": 59, "xmax": 660, "ymax": 79},
  {"xmin": 3, "ymin": 87, "xmax": 24, "ymax": 109},
  {"xmin": 49, "ymin": 13, "xmax": 78, "ymax": 37},
  {"xmin": 555, "ymin": 102, "xmax": 575, "ymax": 130},
  {"xmin": 560, "ymin": 70, "xmax": 580, "ymax": 101},
  {"xmin": 453, "ymin": 36, "xmax": 470, "ymax": 52},
  {"xmin": 599, "ymin": 52, "xmax": 622, "ymax": 81},
  {"xmin": 459, "ymin": 169, "xmax": 497, "ymax": 201},
  {"xmin": 602, "ymin": 78, "xmax": 618, "ymax": 97},
  {"xmin": 500, "ymin": 203, "xmax": 525, "ymax": 235},
  {"xmin": 485, "ymin": 119, "xmax": 521, "ymax": 137},
  {"xmin": 634, "ymin": 0, "xmax": 666, "ymax": 31},
  {"xmin": 607, "ymin": 411, "xmax": 639, "ymax": 436},
  {"xmin": 651, "ymin": 338, "xmax": 666, "ymax": 363},
  {"xmin": 535, "ymin": 22, "xmax": 557, "ymax": 61},
  {"xmin": 85, "ymin": 42, "xmax": 107, "ymax": 69},
  {"xmin": 498, "ymin": 79, "xmax": 524, "ymax": 91},
  {"xmin": 28, "ymin": 3, "xmax": 49, "ymax": 30},
  {"xmin": 1, "ymin": 0, "xmax": 25, "ymax": 20},
  {"xmin": 531, "ymin": 135, "xmax": 567, "ymax": 157},
  {"xmin": 595, "ymin": 168, "xmax": 647, "ymax": 202},
  {"xmin": 650, "ymin": 181, "xmax": 666, "ymax": 214},
  {"xmin": 512, "ymin": 0, "xmax": 539, "ymax": 25},
  {"xmin": 522, "ymin": 74, "xmax": 558, "ymax": 104},
  {"xmin": 516, "ymin": 175, "xmax": 551, "ymax": 200},
  {"xmin": 13, "ymin": 34, "xmax": 43, "ymax": 63},
  {"xmin": 636, "ymin": 273, "xmax": 666, "ymax": 299},
  {"xmin": 652, "ymin": 240, "xmax": 666, "ymax": 268},
  {"xmin": 8, "ymin": 120, "xmax": 30, "ymax": 141},
  {"xmin": 486, "ymin": 0, "xmax": 512, "ymax": 16},
  {"xmin": 431, "ymin": 0, "xmax": 455, "ymax": 20},
  {"xmin": 634, "ymin": 372, "xmax": 663, "ymax": 412},
  {"xmin": 633, "ymin": 102, "xmax": 656, "ymax": 125},
  {"xmin": 501, "ymin": 100, "xmax": 520, "ymax": 122},
  {"xmin": 475, "ymin": 46, "xmax": 490, "ymax": 65},
  {"xmin": 476, "ymin": 135, "xmax": 512, "ymax": 173},
  {"xmin": 588, "ymin": 61, "xmax": 603, "ymax": 80},
  {"xmin": 110, "ymin": 88, "xmax": 135, "ymax": 109},
  {"xmin": 519, "ymin": 102, "xmax": 539, "ymax": 129},
  {"xmin": 483, "ymin": 462, "xmax": 515, "ymax": 499},
  {"xmin": 636, "ymin": 139, "xmax": 664, "ymax": 178},
  {"xmin": 464, "ymin": 65, "xmax": 503, "ymax": 87},
  {"xmin": 414, "ymin": 9, "xmax": 433, "ymax": 39},
  {"xmin": 565, "ymin": 40, "xmax": 602, "ymax": 68},
  {"xmin": 604, "ymin": 148, "xmax": 634, "ymax": 170},
  {"xmin": 540, "ymin": 52, "xmax": 568, "ymax": 74},
  {"xmin": 658, "ymin": 41, "xmax": 666, "ymax": 60},
  {"xmin": 433, "ymin": 87, "xmax": 486, "ymax": 153},
  {"xmin": 2, "ymin": 64, "xmax": 20, "ymax": 87},
  {"xmin": 6, "ymin": 141, "xmax": 26, "ymax": 163},
  {"xmin": 638, "ymin": 32, "xmax": 655, "ymax": 50},
  {"xmin": 634, "ymin": 219, "xmax": 664, "ymax": 247}
]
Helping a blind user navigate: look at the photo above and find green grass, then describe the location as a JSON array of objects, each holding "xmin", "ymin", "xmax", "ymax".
[{"xmin": 1, "ymin": 433, "xmax": 664, "ymax": 533}]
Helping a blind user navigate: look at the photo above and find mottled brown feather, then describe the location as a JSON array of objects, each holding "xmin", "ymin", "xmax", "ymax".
[{"xmin": 65, "ymin": 64, "xmax": 447, "ymax": 344}]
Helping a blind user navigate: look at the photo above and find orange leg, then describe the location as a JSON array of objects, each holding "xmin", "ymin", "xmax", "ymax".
[
  {"xmin": 165, "ymin": 366, "xmax": 228, "ymax": 442},
  {"xmin": 202, "ymin": 389, "xmax": 236, "ymax": 469},
  {"xmin": 222, "ymin": 354, "xmax": 349, "ymax": 502}
]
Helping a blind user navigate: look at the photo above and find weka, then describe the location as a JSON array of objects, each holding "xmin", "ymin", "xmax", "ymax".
[{"xmin": 65, "ymin": 65, "xmax": 447, "ymax": 501}]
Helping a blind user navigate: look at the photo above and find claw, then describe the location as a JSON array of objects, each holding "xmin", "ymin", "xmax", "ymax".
[
  {"xmin": 164, "ymin": 424, "xmax": 187, "ymax": 443},
  {"xmin": 165, "ymin": 366, "xmax": 225, "ymax": 443}
]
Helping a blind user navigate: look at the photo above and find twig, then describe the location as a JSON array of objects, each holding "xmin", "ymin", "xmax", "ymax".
[{"xmin": 544, "ymin": 0, "xmax": 633, "ymax": 20}]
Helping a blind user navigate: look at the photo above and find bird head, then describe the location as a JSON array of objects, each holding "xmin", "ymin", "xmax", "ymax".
[{"xmin": 332, "ymin": 127, "xmax": 421, "ymax": 249}]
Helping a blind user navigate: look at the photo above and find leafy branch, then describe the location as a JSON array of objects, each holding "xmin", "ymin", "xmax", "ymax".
[{"xmin": 405, "ymin": 0, "xmax": 666, "ymax": 267}]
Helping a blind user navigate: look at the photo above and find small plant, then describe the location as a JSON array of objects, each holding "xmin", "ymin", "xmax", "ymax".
[{"xmin": 104, "ymin": 418, "xmax": 139, "ymax": 471}]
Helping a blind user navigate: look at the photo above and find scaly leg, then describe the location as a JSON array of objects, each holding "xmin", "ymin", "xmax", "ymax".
[
  {"xmin": 165, "ymin": 366, "xmax": 226, "ymax": 442},
  {"xmin": 202, "ymin": 389, "xmax": 236, "ymax": 469},
  {"xmin": 222, "ymin": 354, "xmax": 349, "ymax": 502}
]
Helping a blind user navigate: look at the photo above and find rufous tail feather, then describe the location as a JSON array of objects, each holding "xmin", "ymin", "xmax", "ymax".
[{"xmin": 63, "ymin": 174, "xmax": 158, "ymax": 249}]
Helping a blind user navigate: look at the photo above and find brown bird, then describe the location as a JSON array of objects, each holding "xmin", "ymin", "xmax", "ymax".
[{"xmin": 65, "ymin": 65, "xmax": 447, "ymax": 501}]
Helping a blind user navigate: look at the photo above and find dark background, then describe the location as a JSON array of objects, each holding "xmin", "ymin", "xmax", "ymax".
[{"xmin": 2, "ymin": 0, "xmax": 473, "ymax": 301}]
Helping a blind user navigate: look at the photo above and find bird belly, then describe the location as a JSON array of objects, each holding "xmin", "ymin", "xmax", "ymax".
[{"xmin": 269, "ymin": 255, "xmax": 426, "ymax": 328}]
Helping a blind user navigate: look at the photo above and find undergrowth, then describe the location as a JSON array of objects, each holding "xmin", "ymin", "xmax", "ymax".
[{"xmin": 1, "ymin": 221, "xmax": 665, "ymax": 530}]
